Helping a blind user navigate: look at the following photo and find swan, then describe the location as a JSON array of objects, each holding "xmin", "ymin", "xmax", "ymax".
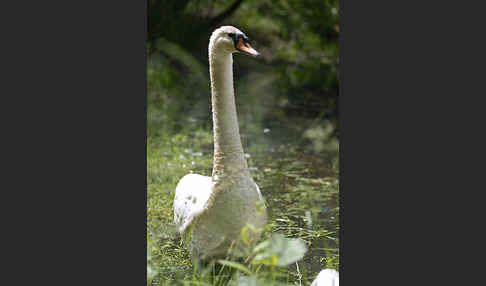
[
  {"xmin": 173, "ymin": 26, "xmax": 267, "ymax": 261},
  {"xmin": 311, "ymin": 269, "xmax": 339, "ymax": 286}
]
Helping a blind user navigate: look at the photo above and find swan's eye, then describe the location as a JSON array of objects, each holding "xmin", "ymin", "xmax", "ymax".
[{"xmin": 227, "ymin": 33, "xmax": 235, "ymax": 38}]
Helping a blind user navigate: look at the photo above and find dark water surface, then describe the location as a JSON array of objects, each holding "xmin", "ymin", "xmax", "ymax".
[
  {"xmin": 231, "ymin": 115, "xmax": 340, "ymax": 276},
  {"xmin": 251, "ymin": 141, "xmax": 339, "ymax": 275}
]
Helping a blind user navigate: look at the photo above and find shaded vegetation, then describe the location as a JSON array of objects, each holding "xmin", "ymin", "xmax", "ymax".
[{"xmin": 148, "ymin": 0, "xmax": 339, "ymax": 132}]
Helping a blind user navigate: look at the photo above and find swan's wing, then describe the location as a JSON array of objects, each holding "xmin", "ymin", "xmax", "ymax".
[
  {"xmin": 173, "ymin": 174, "xmax": 213, "ymax": 234},
  {"xmin": 311, "ymin": 269, "xmax": 339, "ymax": 286}
]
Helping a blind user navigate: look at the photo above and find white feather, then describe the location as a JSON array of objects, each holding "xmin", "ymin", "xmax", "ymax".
[
  {"xmin": 311, "ymin": 269, "xmax": 339, "ymax": 286},
  {"xmin": 173, "ymin": 174, "xmax": 212, "ymax": 234}
]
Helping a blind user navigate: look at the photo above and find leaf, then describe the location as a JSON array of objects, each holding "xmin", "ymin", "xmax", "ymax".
[
  {"xmin": 241, "ymin": 225, "xmax": 250, "ymax": 246},
  {"xmin": 253, "ymin": 240, "xmax": 270, "ymax": 254},
  {"xmin": 251, "ymin": 254, "xmax": 278, "ymax": 266},
  {"xmin": 276, "ymin": 237, "xmax": 307, "ymax": 266},
  {"xmin": 251, "ymin": 233, "xmax": 308, "ymax": 267},
  {"xmin": 217, "ymin": 260, "xmax": 253, "ymax": 276}
]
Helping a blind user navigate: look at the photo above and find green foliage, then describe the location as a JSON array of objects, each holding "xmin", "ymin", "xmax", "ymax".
[
  {"xmin": 212, "ymin": 230, "xmax": 308, "ymax": 286},
  {"xmin": 252, "ymin": 233, "xmax": 307, "ymax": 267},
  {"xmin": 148, "ymin": 0, "xmax": 340, "ymax": 135},
  {"xmin": 218, "ymin": 260, "xmax": 254, "ymax": 276}
]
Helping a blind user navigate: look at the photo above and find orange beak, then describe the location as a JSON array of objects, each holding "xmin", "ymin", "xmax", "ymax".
[{"xmin": 236, "ymin": 38, "xmax": 259, "ymax": 56}]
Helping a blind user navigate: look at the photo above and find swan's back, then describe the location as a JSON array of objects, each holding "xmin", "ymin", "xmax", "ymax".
[{"xmin": 173, "ymin": 174, "xmax": 212, "ymax": 234}]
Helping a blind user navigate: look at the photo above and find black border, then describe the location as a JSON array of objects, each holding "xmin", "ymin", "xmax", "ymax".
[
  {"xmin": 2, "ymin": 1, "xmax": 146, "ymax": 284},
  {"xmin": 340, "ymin": 1, "xmax": 484, "ymax": 284}
]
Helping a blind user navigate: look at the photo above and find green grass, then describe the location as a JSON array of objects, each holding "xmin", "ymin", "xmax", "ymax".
[{"xmin": 147, "ymin": 128, "xmax": 213, "ymax": 283}]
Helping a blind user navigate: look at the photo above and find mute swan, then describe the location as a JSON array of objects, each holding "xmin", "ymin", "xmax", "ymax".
[
  {"xmin": 173, "ymin": 26, "xmax": 267, "ymax": 261},
  {"xmin": 311, "ymin": 269, "xmax": 339, "ymax": 286}
]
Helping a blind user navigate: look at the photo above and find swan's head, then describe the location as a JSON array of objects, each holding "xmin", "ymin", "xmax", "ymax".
[{"xmin": 209, "ymin": 26, "xmax": 259, "ymax": 57}]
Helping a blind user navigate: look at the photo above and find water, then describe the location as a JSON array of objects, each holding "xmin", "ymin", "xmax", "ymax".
[{"xmin": 249, "ymin": 141, "xmax": 340, "ymax": 274}]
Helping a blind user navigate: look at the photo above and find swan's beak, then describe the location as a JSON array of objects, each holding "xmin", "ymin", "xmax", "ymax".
[{"xmin": 236, "ymin": 38, "xmax": 260, "ymax": 56}]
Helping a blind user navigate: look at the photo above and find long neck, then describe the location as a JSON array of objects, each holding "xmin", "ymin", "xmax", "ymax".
[{"xmin": 209, "ymin": 50, "xmax": 248, "ymax": 177}]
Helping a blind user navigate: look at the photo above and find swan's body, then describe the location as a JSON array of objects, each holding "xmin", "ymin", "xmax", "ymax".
[
  {"xmin": 311, "ymin": 269, "xmax": 339, "ymax": 286},
  {"xmin": 173, "ymin": 26, "xmax": 266, "ymax": 260}
]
